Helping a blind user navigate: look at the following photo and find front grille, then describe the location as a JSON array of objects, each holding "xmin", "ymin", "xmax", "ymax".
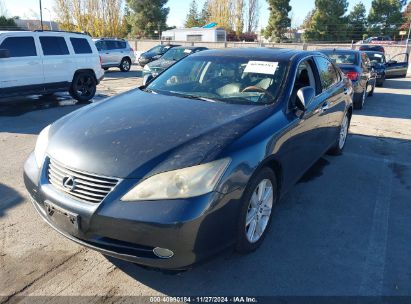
[{"xmin": 47, "ymin": 158, "xmax": 119, "ymax": 204}]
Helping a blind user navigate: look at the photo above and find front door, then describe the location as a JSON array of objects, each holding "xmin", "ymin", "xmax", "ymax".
[
  {"xmin": 386, "ymin": 53, "xmax": 409, "ymax": 77},
  {"xmin": 0, "ymin": 35, "xmax": 44, "ymax": 94}
]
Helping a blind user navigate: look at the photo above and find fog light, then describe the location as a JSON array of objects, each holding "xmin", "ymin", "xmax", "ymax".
[{"xmin": 153, "ymin": 247, "xmax": 174, "ymax": 259}]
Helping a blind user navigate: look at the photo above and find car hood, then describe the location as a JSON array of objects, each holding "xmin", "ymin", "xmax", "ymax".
[
  {"xmin": 147, "ymin": 59, "xmax": 175, "ymax": 70},
  {"xmin": 47, "ymin": 90, "xmax": 272, "ymax": 179}
]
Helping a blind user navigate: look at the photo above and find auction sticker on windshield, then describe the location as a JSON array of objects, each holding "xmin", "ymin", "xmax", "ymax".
[{"xmin": 244, "ymin": 61, "xmax": 279, "ymax": 75}]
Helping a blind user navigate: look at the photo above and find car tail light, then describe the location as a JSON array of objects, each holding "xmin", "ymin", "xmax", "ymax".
[{"xmin": 345, "ymin": 71, "xmax": 359, "ymax": 81}]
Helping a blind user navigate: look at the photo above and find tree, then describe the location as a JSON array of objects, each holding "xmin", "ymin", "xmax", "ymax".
[
  {"xmin": 199, "ymin": 0, "xmax": 211, "ymax": 25},
  {"xmin": 264, "ymin": 0, "xmax": 292, "ymax": 42},
  {"xmin": 245, "ymin": 0, "xmax": 259, "ymax": 33},
  {"xmin": 207, "ymin": 0, "xmax": 234, "ymax": 30},
  {"xmin": 0, "ymin": 16, "xmax": 17, "ymax": 29},
  {"xmin": 126, "ymin": 0, "xmax": 169, "ymax": 38},
  {"xmin": 0, "ymin": 0, "xmax": 7, "ymax": 16},
  {"xmin": 368, "ymin": 0, "xmax": 403, "ymax": 37},
  {"xmin": 347, "ymin": 2, "xmax": 367, "ymax": 42},
  {"xmin": 185, "ymin": 0, "xmax": 201, "ymax": 28},
  {"xmin": 301, "ymin": 9, "xmax": 315, "ymax": 29},
  {"xmin": 234, "ymin": 0, "xmax": 245, "ymax": 37},
  {"xmin": 54, "ymin": 0, "xmax": 125, "ymax": 37},
  {"xmin": 400, "ymin": 1, "xmax": 411, "ymax": 31},
  {"xmin": 303, "ymin": 0, "xmax": 348, "ymax": 42}
]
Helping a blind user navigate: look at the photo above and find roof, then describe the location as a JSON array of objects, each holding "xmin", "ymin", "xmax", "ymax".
[
  {"xmin": 162, "ymin": 28, "xmax": 226, "ymax": 33},
  {"xmin": 191, "ymin": 47, "xmax": 314, "ymax": 61},
  {"xmin": 172, "ymin": 46, "xmax": 207, "ymax": 50},
  {"xmin": 318, "ymin": 48, "xmax": 361, "ymax": 54}
]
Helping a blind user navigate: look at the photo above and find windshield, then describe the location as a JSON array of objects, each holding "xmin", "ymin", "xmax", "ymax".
[
  {"xmin": 161, "ymin": 48, "xmax": 191, "ymax": 61},
  {"xmin": 148, "ymin": 45, "xmax": 171, "ymax": 55},
  {"xmin": 326, "ymin": 53, "xmax": 358, "ymax": 65},
  {"xmin": 146, "ymin": 56, "xmax": 288, "ymax": 105},
  {"xmin": 367, "ymin": 53, "xmax": 385, "ymax": 64}
]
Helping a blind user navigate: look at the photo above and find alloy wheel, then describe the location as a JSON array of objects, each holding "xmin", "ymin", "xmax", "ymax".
[
  {"xmin": 245, "ymin": 179, "xmax": 274, "ymax": 243},
  {"xmin": 75, "ymin": 75, "xmax": 94, "ymax": 97},
  {"xmin": 338, "ymin": 115, "xmax": 349, "ymax": 149}
]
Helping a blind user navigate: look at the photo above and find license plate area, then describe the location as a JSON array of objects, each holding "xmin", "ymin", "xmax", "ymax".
[{"xmin": 44, "ymin": 201, "xmax": 80, "ymax": 234}]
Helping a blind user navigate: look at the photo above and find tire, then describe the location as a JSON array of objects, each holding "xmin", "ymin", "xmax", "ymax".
[
  {"xmin": 236, "ymin": 167, "xmax": 278, "ymax": 254},
  {"xmin": 327, "ymin": 111, "xmax": 351, "ymax": 155},
  {"xmin": 368, "ymin": 81, "xmax": 375, "ymax": 97},
  {"xmin": 119, "ymin": 57, "xmax": 131, "ymax": 72},
  {"xmin": 353, "ymin": 88, "xmax": 366, "ymax": 110},
  {"xmin": 69, "ymin": 72, "xmax": 97, "ymax": 103}
]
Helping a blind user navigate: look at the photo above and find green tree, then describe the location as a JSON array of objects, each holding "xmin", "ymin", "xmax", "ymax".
[
  {"xmin": 199, "ymin": 0, "xmax": 211, "ymax": 25},
  {"xmin": 126, "ymin": 0, "xmax": 169, "ymax": 38},
  {"xmin": 303, "ymin": 0, "xmax": 348, "ymax": 42},
  {"xmin": 0, "ymin": 16, "xmax": 17, "ymax": 28},
  {"xmin": 347, "ymin": 2, "xmax": 367, "ymax": 42},
  {"xmin": 264, "ymin": 0, "xmax": 292, "ymax": 42},
  {"xmin": 185, "ymin": 0, "xmax": 201, "ymax": 28},
  {"xmin": 368, "ymin": 0, "xmax": 403, "ymax": 37}
]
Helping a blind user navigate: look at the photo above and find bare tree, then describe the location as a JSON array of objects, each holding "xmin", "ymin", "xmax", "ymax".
[
  {"xmin": 208, "ymin": 0, "xmax": 234, "ymax": 30},
  {"xmin": 234, "ymin": 0, "xmax": 244, "ymax": 36},
  {"xmin": 245, "ymin": 0, "xmax": 259, "ymax": 33}
]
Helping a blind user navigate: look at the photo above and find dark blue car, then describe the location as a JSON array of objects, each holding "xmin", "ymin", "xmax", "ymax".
[{"xmin": 24, "ymin": 48, "xmax": 353, "ymax": 270}]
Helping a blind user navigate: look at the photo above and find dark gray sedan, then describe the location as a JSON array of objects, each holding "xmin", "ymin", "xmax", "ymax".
[{"xmin": 24, "ymin": 48, "xmax": 353, "ymax": 270}]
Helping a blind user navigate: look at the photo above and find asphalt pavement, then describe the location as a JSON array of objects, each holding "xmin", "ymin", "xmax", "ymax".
[{"xmin": 0, "ymin": 66, "xmax": 410, "ymax": 301}]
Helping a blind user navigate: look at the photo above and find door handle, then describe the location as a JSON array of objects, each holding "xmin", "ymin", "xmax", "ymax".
[
  {"xmin": 28, "ymin": 61, "xmax": 40, "ymax": 65},
  {"xmin": 321, "ymin": 102, "xmax": 329, "ymax": 112},
  {"xmin": 343, "ymin": 88, "xmax": 349, "ymax": 95}
]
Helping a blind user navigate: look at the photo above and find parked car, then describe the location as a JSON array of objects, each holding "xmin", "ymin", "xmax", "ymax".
[
  {"xmin": 138, "ymin": 44, "xmax": 180, "ymax": 67},
  {"xmin": 320, "ymin": 49, "xmax": 376, "ymax": 110},
  {"xmin": 0, "ymin": 30, "xmax": 104, "ymax": 102},
  {"xmin": 94, "ymin": 38, "xmax": 136, "ymax": 72},
  {"xmin": 364, "ymin": 36, "xmax": 396, "ymax": 45},
  {"xmin": 142, "ymin": 46, "xmax": 208, "ymax": 83},
  {"xmin": 359, "ymin": 45, "xmax": 385, "ymax": 53},
  {"xmin": 365, "ymin": 51, "xmax": 386, "ymax": 87},
  {"xmin": 24, "ymin": 48, "xmax": 353, "ymax": 270},
  {"xmin": 385, "ymin": 53, "xmax": 409, "ymax": 78}
]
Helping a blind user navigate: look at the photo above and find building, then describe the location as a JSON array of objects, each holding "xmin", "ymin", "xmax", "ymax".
[
  {"xmin": 14, "ymin": 19, "xmax": 59, "ymax": 31},
  {"xmin": 161, "ymin": 27, "xmax": 227, "ymax": 42}
]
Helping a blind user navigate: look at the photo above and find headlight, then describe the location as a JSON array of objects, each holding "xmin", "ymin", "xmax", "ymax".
[
  {"xmin": 121, "ymin": 158, "xmax": 230, "ymax": 201},
  {"xmin": 143, "ymin": 64, "xmax": 151, "ymax": 71},
  {"xmin": 34, "ymin": 125, "xmax": 51, "ymax": 168}
]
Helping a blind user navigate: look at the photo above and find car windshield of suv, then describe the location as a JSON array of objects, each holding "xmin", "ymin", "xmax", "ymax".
[
  {"xmin": 326, "ymin": 53, "xmax": 358, "ymax": 65},
  {"xmin": 161, "ymin": 48, "xmax": 191, "ymax": 61},
  {"xmin": 146, "ymin": 55, "xmax": 288, "ymax": 105},
  {"xmin": 367, "ymin": 53, "xmax": 385, "ymax": 64}
]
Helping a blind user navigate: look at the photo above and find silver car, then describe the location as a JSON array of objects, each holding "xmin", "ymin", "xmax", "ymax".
[{"xmin": 94, "ymin": 38, "xmax": 136, "ymax": 72}]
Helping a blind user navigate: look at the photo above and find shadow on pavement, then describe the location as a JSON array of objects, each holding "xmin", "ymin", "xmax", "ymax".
[
  {"xmin": 0, "ymin": 183, "xmax": 23, "ymax": 217},
  {"xmin": 103, "ymin": 68, "xmax": 142, "ymax": 79},
  {"xmin": 106, "ymin": 133, "xmax": 411, "ymax": 296}
]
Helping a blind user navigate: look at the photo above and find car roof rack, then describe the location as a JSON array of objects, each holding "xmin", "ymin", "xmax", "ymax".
[{"xmin": 33, "ymin": 30, "xmax": 91, "ymax": 36}]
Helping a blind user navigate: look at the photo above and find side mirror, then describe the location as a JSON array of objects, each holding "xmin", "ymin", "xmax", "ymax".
[
  {"xmin": 142, "ymin": 74, "xmax": 154, "ymax": 86},
  {"xmin": 296, "ymin": 87, "xmax": 315, "ymax": 111},
  {"xmin": 0, "ymin": 49, "xmax": 10, "ymax": 59}
]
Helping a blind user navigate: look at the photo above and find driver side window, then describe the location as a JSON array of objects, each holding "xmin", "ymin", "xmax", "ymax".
[{"xmin": 291, "ymin": 59, "xmax": 317, "ymax": 107}]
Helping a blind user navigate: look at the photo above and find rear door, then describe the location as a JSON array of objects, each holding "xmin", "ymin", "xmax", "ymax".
[
  {"xmin": 314, "ymin": 56, "xmax": 347, "ymax": 142},
  {"xmin": 39, "ymin": 35, "xmax": 73, "ymax": 87},
  {"xmin": 386, "ymin": 53, "xmax": 409, "ymax": 77},
  {"xmin": 105, "ymin": 40, "xmax": 121, "ymax": 65},
  {"xmin": 0, "ymin": 34, "xmax": 44, "ymax": 93}
]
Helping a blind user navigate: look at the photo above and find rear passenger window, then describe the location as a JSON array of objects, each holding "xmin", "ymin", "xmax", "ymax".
[
  {"xmin": 105, "ymin": 41, "xmax": 117, "ymax": 50},
  {"xmin": 314, "ymin": 56, "xmax": 339, "ymax": 91},
  {"xmin": 70, "ymin": 38, "xmax": 92, "ymax": 54},
  {"xmin": 118, "ymin": 41, "xmax": 126, "ymax": 49},
  {"xmin": 40, "ymin": 36, "xmax": 69, "ymax": 56},
  {"xmin": 0, "ymin": 37, "xmax": 37, "ymax": 57}
]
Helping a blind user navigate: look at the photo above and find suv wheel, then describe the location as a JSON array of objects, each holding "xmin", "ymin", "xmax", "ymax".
[
  {"xmin": 69, "ymin": 72, "xmax": 96, "ymax": 102},
  {"xmin": 236, "ymin": 167, "xmax": 277, "ymax": 254},
  {"xmin": 120, "ymin": 58, "xmax": 131, "ymax": 72}
]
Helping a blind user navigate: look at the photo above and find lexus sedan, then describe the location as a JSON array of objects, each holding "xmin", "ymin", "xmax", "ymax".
[
  {"xmin": 24, "ymin": 48, "xmax": 353, "ymax": 270},
  {"xmin": 320, "ymin": 49, "xmax": 376, "ymax": 110},
  {"xmin": 138, "ymin": 44, "xmax": 180, "ymax": 67}
]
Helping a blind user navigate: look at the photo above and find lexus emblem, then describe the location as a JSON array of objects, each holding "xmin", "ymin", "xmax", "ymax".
[{"xmin": 62, "ymin": 176, "xmax": 76, "ymax": 191}]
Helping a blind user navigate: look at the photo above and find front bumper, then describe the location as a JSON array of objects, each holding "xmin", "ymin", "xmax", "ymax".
[{"xmin": 24, "ymin": 153, "xmax": 242, "ymax": 269}]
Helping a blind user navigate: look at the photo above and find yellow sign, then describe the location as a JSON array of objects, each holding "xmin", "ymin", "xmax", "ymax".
[{"xmin": 399, "ymin": 31, "xmax": 407, "ymax": 35}]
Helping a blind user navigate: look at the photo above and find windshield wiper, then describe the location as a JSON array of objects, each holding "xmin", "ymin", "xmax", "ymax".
[{"xmin": 168, "ymin": 91, "xmax": 218, "ymax": 102}]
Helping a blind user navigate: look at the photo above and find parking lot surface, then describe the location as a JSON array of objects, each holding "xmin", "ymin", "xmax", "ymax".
[{"xmin": 1, "ymin": 65, "xmax": 411, "ymax": 300}]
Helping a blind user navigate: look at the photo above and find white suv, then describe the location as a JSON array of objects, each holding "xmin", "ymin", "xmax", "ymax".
[{"xmin": 0, "ymin": 31, "xmax": 104, "ymax": 102}]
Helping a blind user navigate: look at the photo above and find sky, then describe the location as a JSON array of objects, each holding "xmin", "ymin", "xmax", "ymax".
[{"xmin": 2, "ymin": 0, "xmax": 374, "ymax": 28}]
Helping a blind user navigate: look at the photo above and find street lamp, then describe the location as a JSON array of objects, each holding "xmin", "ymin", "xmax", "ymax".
[{"xmin": 43, "ymin": 7, "xmax": 53, "ymax": 30}]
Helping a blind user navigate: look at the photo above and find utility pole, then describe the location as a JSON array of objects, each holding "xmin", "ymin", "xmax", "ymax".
[
  {"xmin": 39, "ymin": 0, "xmax": 44, "ymax": 30},
  {"xmin": 405, "ymin": 19, "xmax": 411, "ymax": 54}
]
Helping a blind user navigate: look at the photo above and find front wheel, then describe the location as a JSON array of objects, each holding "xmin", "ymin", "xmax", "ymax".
[
  {"xmin": 69, "ymin": 72, "xmax": 96, "ymax": 102},
  {"xmin": 353, "ymin": 88, "xmax": 366, "ymax": 110},
  {"xmin": 236, "ymin": 167, "xmax": 277, "ymax": 254},
  {"xmin": 119, "ymin": 58, "xmax": 131, "ymax": 72},
  {"xmin": 327, "ymin": 112, "xmax": 350, "ymax": 155}
]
